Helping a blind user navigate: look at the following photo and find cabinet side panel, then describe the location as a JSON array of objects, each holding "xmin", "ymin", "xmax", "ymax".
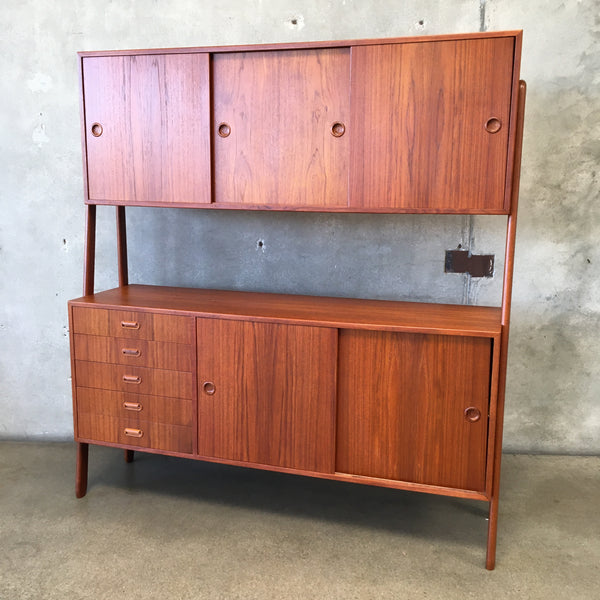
[
  {"xmin": 197, "ymin": 318, "xmax": 337, "ymax": 472},
  {"xmin": 83, "ymin": 53, "xmax": 211, "ymax": 205},
  {"xmin": 350, "ymin": 37, "xmax": 514, "ymax": 212},
  {"xmin": 336, "ymin": 330, "xmax": 491, "ymax": 491},
  {"xmin": 213, "ymin": 48, "xmax": 350, "ymax": 207}
]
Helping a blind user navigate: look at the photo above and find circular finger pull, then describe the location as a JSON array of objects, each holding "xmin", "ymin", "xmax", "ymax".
[
  {"xmin": 91, "ymin": 123, "xmax": 103, "ymax": 137},
  {"xmin": 331, "ymin": 122, "xmax": 345, "ymax": 137},
  {"xmin": 464, "ymin": 407, "xmax": 482, "ymax": 423},
  {"xmin": 485, "ymin": 117, "xmax": 502, "ymax": 134},
  {"xmin": 218, "ymin": 123, "xmax": 231, "ymax": 138},
  {"xmin": 203, "ymin": 381, "xmax": 216, "ymax": 395}
]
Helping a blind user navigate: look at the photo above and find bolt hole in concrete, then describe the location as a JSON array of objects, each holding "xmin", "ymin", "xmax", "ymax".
[
  {"xmin": 256, "ymin": 239, "xmax": 266, "ymax": 251},
  {"xmin": 286, "ymin": 15, "xmax": 305, "ymax": 30}
]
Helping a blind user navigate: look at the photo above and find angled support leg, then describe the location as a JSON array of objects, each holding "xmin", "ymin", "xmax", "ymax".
[
  {"xmin": 75, "ymin": 205, "xmax": 97, "ymax": 499},
  {"xmin": 486, "ymin": 493, "xmax": 500, "ymax": 569},
  {"xmin": 486, "ymin": 80, "xmax": 527, "ymax": 570},
  {"xmin": 116, "ymin": 206, "xmax": 129, "ymax": 286},
  {"xmin": 75, "ymin": 442, "xmax": 89, "ymax": 498},
  {"xmin": 118, "ymin": 208, "xmax": 132, "ymax": 468}
]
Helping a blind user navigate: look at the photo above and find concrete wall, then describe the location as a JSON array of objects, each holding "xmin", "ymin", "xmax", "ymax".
[{"xmin": 1, "ymin": 0, "xmax": 598, "ymax": 453}]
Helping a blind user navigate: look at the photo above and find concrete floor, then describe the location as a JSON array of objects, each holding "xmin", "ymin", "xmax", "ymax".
[{"xmin": 0, "ymin": 443, "xmax": 598, "ymax": 599}]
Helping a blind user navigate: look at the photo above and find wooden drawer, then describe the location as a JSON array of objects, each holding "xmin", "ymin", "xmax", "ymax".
[
  {"xmin": 75, "ymin": 361, "xmax": 193, "ymax": 399},
  {"xmin": 77, "ymin": 412, "xmax": 193, "ymax": 454},
  {"xmin": 71, "ymin": 307, "xmax": 193, "ymax": 344},
  {"xmin": 73, "ymin": 334, "xmax": 193, "ymax": 372},
  {"xmin": 77, "ymin": 388, "xmax": 193, "ymax": 426}
]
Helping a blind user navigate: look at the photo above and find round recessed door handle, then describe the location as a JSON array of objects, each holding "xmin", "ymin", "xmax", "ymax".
[
  {"xmin": 91, "ymin": 122, "xmax": 103, "ymax": 137},
  {"xmin": 203, "ymin": 381, "xmax": 216, "ymax": 395},
  {"xmin": 218, "ymin": 122, "xmax": 231, "ymax": 138},
  {"xmin": 464, "ymin": 407, "xmax": 482, "ymax": 423},
  {"xmin": 331, "ymin": 121, "xmax": 345, "ymax": 137},
  {"xmin": 485, "ymin": 117, "xmax": 502, "ymax": 134}
]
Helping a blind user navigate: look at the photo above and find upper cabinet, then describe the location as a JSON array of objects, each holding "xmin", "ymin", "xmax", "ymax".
[
  {"xmin": 212, "ymin": 48, "xmax": 350, "ymax": 208},
  {"xmin": 349, "ymin": 37, "xmax": 515, "ymax": 212},
  {"xmin": 78, "ymin": 33, "xmax": 519, "ymax": 212},
  {"xmin": 82, "ymin": 53, "xmax": 211, "ymax": 205}
]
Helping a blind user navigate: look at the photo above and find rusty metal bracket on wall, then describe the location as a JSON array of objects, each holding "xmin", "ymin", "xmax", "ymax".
[{"xmin": 445, "ymin": 250, "xmax": 495, "ymax": 278}]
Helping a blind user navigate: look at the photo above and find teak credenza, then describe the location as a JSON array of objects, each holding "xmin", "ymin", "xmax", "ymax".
[{"xmin": 69, "ymin": 31, "xmax": 525, "ymax": 570}]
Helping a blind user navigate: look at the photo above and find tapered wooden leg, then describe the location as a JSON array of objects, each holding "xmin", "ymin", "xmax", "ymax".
[
  {"xmin": 124, "ymin": 449, "xmax": 135, "ymax": 463},
  {"xmin": 486, "ymin": 496, "xmax": 499, "ymax": 570},
  {"xmin": 75, "ymin": 442, "xmax": 89, "ymax": 498}
]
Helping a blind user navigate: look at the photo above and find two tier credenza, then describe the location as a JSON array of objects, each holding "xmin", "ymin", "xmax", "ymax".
[{"xmin": 69, "ymin": 30, "xmax": 525, "ymax": 569}]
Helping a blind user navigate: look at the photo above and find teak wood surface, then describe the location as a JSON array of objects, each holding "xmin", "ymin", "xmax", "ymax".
[
  {"xmin": 72, "ymin": 334, "xmax": 194, "ymax": 372},
  {"xmin": 71, "ymin": 31, "xmax": 525, "ymax": 570},
  {"xmin": 77, "ymin": 413, "xmax": 193, "ymax": 454},
  {"xmin": 76, "ymin": 388, "xmax": 193, "ymax": 427},
  {"xmin": 213, "ymin": 49, "xmax": 350, "ymax": 207},
  {"xmin": 196, "ymin": 319, "xmax": 337, "ymax": 473},
  {"xmin": 69, "ymin": 285, "xmax": 502, "ymax": 337},
  {"xmin": 83, "ymin": 53, "xmax": 211, "ymax": 205},
  {"xmin": 71, "ymin": 305, "xmax": 194, "ymax": 344},
  {"xmin": 337, "ymin": 330, "xmax": 491, "ymax": 491},
  {"xmin": 78, "ymin": 31, "xmax": 522, "ymax": 214},
  {"xmin": 349, "ymin": 37, "xmax": 514, "ymax": 212},
  {"xmin": 74, "ymin": 361, "xmax": 194, "ymax": 399}
]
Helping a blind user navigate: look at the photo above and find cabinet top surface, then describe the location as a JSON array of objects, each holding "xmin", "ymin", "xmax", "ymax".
[
  {"xmin": 69, "ymin": 285, "xmax": 502, "ymax": 337},
  {"xmin": 78, "ymin": 30, "xmax": 522, "ymax": 57}
]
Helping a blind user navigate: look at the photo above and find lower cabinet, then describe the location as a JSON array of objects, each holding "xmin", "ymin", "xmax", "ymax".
[
  {"xmin": 336, "ymin": 330, "xmax": 491, "ymax": 492},
  {"xmin": 196, "ymin": 318, "xmax": 337, "ymax": 473},
  {"xmin": 70, "ymin": 295, "xmax": 496, "ymax": 496}
]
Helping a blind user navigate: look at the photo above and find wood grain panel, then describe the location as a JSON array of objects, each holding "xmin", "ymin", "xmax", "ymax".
[
  {"xmin": 71, "ymin": 306, "xmax": 109, "ymax": 336},
  {"xmin": 213, "ymin": 48, "xmax": 350, "ymax": 207},
  {"xmin": 77, "ymin": 413, "xmax": 193, "ymax": 453},
  {"xmin": 83, "ymin": 53, "xmax": 211, "ymax": 205},
  {"xmin": 107, "ymin": 310, "xmax": 192, "ymax": 343},
  {"xmin": 73, "ymin": 335, "xmax": 193, "ymax": 371},
  {"xmin": 76, "ymin": 387, "xmax": 193, "ymax": 426},
  {"xmin": 71, "ymin": 306, "xmax": 193, "ymax": 343},
  {"xmin": 336, "ymin": 330, "xmax": 491, "ymax": 491},
  {"xmin": 69, "ymin": 285, "xmax": 502, "ymax": 338},
  {"xmin": 78, "ymin": 31, "xmax": 522, "ymax": 58},
  {"xmin": 197, "ymin": 318, "xmax": 337, "ymax": 472},
  {"xmin": 350, "ymin": 37, "xmax": 514, "ymax": 212},
  {"xmin": 75, "ymin": 361, "xmax": 193, "ymax": 399}
]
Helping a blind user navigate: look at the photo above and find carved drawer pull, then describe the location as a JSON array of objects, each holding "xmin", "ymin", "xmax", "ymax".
[
  {"xmin": 121, "ymin": 320, "xmax": 140, "ymax": 330},
  {"xmin": 464, "ymin": 407, "xmax": 482, "ymax": 423},
  {"xmin": 124, "ymin": 428, "xmax": 143, "ymax": 438},
  {"xmin": 121, "ymin": 348, "xmax": 141, "ymax": 357},
  {"xmin": 123, "ymin": 375, "xmax": 141, "ymax": 384},
  {"xmin": 123, "ymin": 402, "xmax": 142, "ymax": 412}
]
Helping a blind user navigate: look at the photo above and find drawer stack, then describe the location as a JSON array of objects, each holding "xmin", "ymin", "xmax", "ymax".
[{"xmin": 71, "ymin": 307, "xmax": 194, "ymax": 454}]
